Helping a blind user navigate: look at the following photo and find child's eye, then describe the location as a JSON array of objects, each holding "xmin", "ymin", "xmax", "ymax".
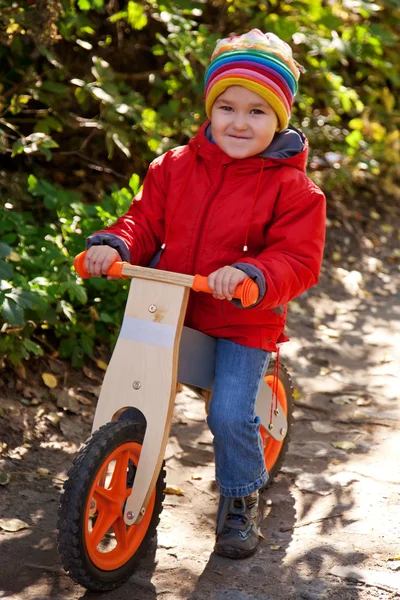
[
  {"xmin": 251, "ymin": 109, "xmax": 265, "ymax": 115},
  {"xmin": 220, "ymin": 105, "xmax": 233, "ymax": 111}
]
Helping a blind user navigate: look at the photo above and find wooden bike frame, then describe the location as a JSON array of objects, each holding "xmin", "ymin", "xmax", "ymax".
[{"xmin": 74, "ymin": 254, "xmax": 287, "ymax": 526}]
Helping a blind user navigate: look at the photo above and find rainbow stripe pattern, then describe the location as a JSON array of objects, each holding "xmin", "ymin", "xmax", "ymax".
[{"xmin": 205, "ymin": 30, "xmax": 302, "ymax": 131}]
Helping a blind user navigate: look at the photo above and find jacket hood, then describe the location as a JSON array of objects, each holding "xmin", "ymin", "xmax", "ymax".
[{"xmin": 189, "ymin": 121, "xmax": 308, "ymax": 172}]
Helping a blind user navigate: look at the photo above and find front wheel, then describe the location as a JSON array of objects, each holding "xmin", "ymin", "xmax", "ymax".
[
  {"xmin": 57, "ymin": 420, "xmax": 165, "ymax": 591},
  {"xmin": 260, "ymin": 361, "xmax": 294, "ymax": 488}
]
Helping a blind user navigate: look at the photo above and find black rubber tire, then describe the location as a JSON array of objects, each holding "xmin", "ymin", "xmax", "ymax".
[
  {"xmin": 261, "ymin": 360, "xmax": 294, "ymax": 489},
  {"xmin": 57, "ymin": 420, "xmax": 165, "ymax": 591}
]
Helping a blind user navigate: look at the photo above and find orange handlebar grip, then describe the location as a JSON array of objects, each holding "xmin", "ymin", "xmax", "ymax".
[
  {"xmin": 106, "ymin": 261, "xmax": 124, "ymax": 278},
  {"xmin": 74, "ymin": 252, "xmax": 91, "ymax": 278},
  {"xmin": 192, "ymin": 274, "xmax": 258, "ymax": 307},
  {"xmin": 73, "ymin": 251, "xmax": 125, "ymax": 279}
]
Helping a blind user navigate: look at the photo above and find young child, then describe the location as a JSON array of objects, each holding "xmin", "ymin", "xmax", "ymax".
[{"xmin": 85, "ymin": 29, "xmax": 326, "ymax": 559}]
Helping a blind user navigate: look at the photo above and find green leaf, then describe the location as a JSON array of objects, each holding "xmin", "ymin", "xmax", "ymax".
[
  {"xmin": 34, "ymin": 116, "xmax": 63, "ymax": 134},
  {"xmin": 1, "ymin": 297, "xmax": 25, "ymax": 325},
  {"xmin": 91, "ymin": 87, "xmax": 115, "ymax": 103},
  {"xmin": 41, "ymin": 81, "xmax": 69, "ymax": 96},
  {"xmin": 109, "ymin": 10, "xmax": 128, "ymax": 23},
  {"xmin": 59, "ymin": 337, "xmax": 75, "ymax": 358},
  {"xmin": 11, "ymin": 139, "xmax": 25, "ymax": 157},
  {"xmin": 0, "ymin": 261, "xmax": 14, "ymax": 280},
  {"xmin": 127, "ymin": 1, "xmax": 147, "ymax": 29},
  {"xmin": 348, "ymin": 118, "xmax": 364, "ymax": 130},
  {"xmin": 71, "ymin": 344, "xmax": 84, "ymax": 367},
  {"xmin": 8, "ymin": 291, "xmax": 35, "ymax": 310},
  {"xmin": 59, "ymin": 300, "xmax": 76, "ymax": 323},
  {"xmin": 345, "ymin": 130, "xmax": 363, "ymax": 149},
  {"xmin": 99, "ymin": 311, "xmax": 115, "ymax": 323},
  {"xmin": 0, "ymin": 243, "xmax": 12, "ymax": 259},
  {"xmin": 68, "ymin": 281, "xmax": 87, "ymax": 304},
  {"xmin": 23, "ymin": 339, "xmax": 44, "ymax": 356},
  {"xmin": 38, "ymin": 46, "xmax": 63, "ymax": 69},
  {"xmin": 78, "ymin": 0, "xmax": 91, "ymax": 9},
  {"xmin": 129, "ymin": 173, "xmax": 141, "ymax": 195},
  {"xmin": 80, "ymin": 334, "xmax": 94, "ymax": 357}
]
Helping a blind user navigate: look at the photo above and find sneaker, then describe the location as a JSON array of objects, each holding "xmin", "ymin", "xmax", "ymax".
[{"xmin": 214, "ymin": 490, "xmax": 261, "ymax": 559}]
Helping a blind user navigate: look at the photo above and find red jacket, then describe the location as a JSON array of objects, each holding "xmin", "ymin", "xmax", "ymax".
[{"xmin": 88, "ymin": 122, "xmax": 326, "ymax": 351}]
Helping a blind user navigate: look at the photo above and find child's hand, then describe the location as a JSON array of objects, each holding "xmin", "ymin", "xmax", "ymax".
[
  {"xmin": 208, "ymin": 266, "xmax": 247, "ymax": 301},
  {"xmin": 84, "ymin": 246, "xmax": 122, "ymax": 280}
]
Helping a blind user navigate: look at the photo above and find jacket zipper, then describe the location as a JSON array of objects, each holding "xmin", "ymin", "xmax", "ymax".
[{"xmin": 192, "ymin": 164, "xmax": 228, "ymax": 274}]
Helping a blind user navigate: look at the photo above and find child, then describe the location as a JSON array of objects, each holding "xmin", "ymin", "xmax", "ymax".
[{"xmin": 84, "ymin": 29, "xmax": 326, "ymax": 559}]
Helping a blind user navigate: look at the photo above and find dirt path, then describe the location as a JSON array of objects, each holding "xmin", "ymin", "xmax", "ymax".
[{"xmin": 0, "ymin": 267, "xmax": 399, "ymax": 600}]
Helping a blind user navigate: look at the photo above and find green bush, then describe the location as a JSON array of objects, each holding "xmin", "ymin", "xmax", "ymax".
[{"xmin": 0, "ymin": 173, "xmax": 140, "ymax": 366}]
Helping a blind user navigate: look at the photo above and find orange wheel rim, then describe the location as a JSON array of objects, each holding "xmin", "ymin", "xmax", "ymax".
[
  {"xmin": 83, "ymin": 442, "xmax": 156, "ymax": 571},
  {"xmin": 260, "ymin": 375, "xmax": 288, "ymax": 473}
]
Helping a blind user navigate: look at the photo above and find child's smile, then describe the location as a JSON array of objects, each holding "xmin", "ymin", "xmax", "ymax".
[{"xmin": 210, "ymin": 86, "xmax": 279, "ymax": 159}]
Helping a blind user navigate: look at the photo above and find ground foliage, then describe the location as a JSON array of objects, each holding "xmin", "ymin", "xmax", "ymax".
[{"xmin": 0, "ymin": 0, "xmax": 399, "ymax": 367}]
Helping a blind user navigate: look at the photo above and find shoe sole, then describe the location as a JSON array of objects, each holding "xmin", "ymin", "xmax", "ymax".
[{"xmin": 214, "ymin": 543, "xmax": 258, "ymax": 560}]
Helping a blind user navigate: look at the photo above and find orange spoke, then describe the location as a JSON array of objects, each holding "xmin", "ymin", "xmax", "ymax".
[
  {"xmin": 109, "ymin": 450, "xmax": 130, "ymax": 496},
  {"xmin": 93, "ymin": 484, "xmax": 119, "ymax": 508},
  {"xmin": 112, "ymin": 516, "xmax": 128, "ymax": 550},
  {"xmin": 89, "ymin": 507, "xmax": 118, "ymax": 550}
]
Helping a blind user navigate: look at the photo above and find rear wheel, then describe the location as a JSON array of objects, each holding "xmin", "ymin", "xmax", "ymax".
[
  {"xmin": 57, "ymin": 420, "xmax": 165, "ymax": 591},
  {"xmin": 260, "ymin": 361, "xmax": 294, "ymax": 488}
]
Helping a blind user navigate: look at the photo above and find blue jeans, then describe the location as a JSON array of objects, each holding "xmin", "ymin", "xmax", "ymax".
[{"xmin": 207, "ymin": 338, "xmax": 271, "ymax": 498}]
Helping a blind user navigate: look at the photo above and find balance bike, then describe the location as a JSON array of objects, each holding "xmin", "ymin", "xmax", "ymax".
[{"xmin": 57, "ymin": 252, "xmax": 294, "ymax": 591}]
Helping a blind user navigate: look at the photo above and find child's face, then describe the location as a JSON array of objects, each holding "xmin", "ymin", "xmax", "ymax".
[{"xmin": 210, "ymin": 86, "xmax": 279, "ymax": 159}]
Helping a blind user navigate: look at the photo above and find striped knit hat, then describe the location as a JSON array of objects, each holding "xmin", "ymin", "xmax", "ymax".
[{"xmin": 205, "ymin": 29, "xmax": 302, "ymax": 132}]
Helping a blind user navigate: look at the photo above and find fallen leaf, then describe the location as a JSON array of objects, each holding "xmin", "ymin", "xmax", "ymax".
[
  {"xmin": 373, "ymin": 288, "xmax": 390, "ymax": 297},
  {"xmin": 356, "ymin": 397, "xmax": 372, "ymax": 406},
  {"xmin": 318, "ymin": 325, "xmax": 339, "ymax": 338},
  {"xmin": 352, "ymin": 410, "xmax": 370, "ymax": 420},
  {"xmin": 75, "ymin": 393, "xmax": 92, "ymax": 406},
  {"xmin": 332, "ymin": 252, "xmax": 342, "ymax": 261},
  {"xmin": 96, "ymin": 360, "xmax": 108, "ymax": 371},
  {"xmin": 191, "ymin": 473, "xmax": 202, "ymax": 480},
  {"xmin": 293, "ymin": 387, "xmax": 302, "ymax": 401},
  {"xmin": 89, "ymin": 306, "xmax": 99, "ymax": 320},
  {"xmin": 82, "ymin": 366, "xmax": 99, "ymax": 380},
  {"xmin": 14, "ymin": 364, "xmax": 26, "ymax": 380},
  {"xmin": 380, "ymin": 354, "xmax": 394, "ymax": 364},
  {"xmin": 8, "ymin": 251, "xmax": 20, "ymax": 262},
  {"xmin": 331, "ymin": 395, "xmax": 357, "ymax": 405},
  {"xmin": 270, "ymin": 545, "xmax": 281, "ymax": 550},
  {"xmin": 387, "ymin": 555, "xmax": 400, "ymax": 561},
  {"xmin": 42, "ymin": 373, "xmax": 58, "ymax": 389},
  {"xmin": 164, "ymin": 485, "xmax": 184, "ymax": 496},
  {"xmin": 0, "ymin": 472, "xmax": 10, "ymax": 485},
  {"xmin": 45, "ymin": 412, "xmax": 60, "ymax": 426},
  {"xmin": 36, "ymin": 468, "xmax": 51, "ymax": 476},
  {"xmin": 319, "ymin": 367, "xmax": 331, "ymax": 376},
  {"xmin": 0, "ymin": 518, "xmax": 30, "ymax": 532},
  {"xmin": 311, "ymin": 421, "xmax": 336, "ymax": 434},
  {"xmin": 331, "ymin": 441, "xmax": 357, "ymax": 451},
  {"xmin": 56, "ymin": 389, "xmax": 80, "ymax": 414}
]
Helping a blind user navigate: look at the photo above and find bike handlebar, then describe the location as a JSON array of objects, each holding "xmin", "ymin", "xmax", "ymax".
[{"xmin": 73, "ymin": 251, "xmax": 259, "ymax": 307}]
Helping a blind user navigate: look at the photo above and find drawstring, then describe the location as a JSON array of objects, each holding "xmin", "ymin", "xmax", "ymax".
[
  {"xmin": 243, "ymin": 158, "xmax": 265, "ymax": 252},
  {"xmin": 161, "ymin": 144, "xmax": 200, "ymax": 251},
  {"xmin": 269, "ymin": 305, "xmax": 287, "ymax": 427},
  {"xmin": 269, "ymin": 345, "xmax": 281, "ymax": 426}
]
